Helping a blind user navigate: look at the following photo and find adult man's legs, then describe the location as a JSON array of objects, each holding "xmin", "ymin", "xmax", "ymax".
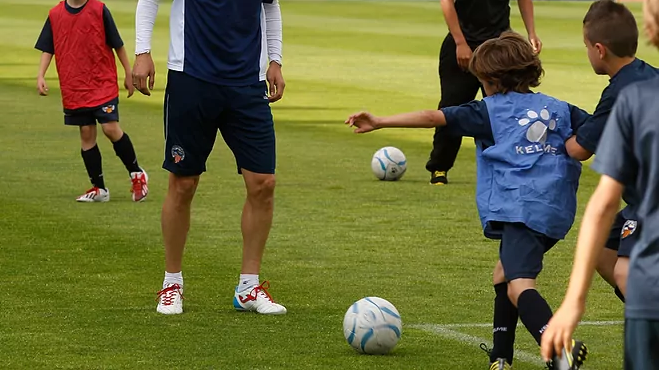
[
  {"xmin": 426, "ymin": 34, "xmax": 483, "ymax": 185},
  {"xmin": 157, "ymin": 173, "xmax": 199, "ymax": 315}
]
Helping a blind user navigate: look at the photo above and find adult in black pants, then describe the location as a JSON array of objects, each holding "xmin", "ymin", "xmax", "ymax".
[{"xmin": 427, "ymin": 0, "xmax": 542, "ymax": 185}]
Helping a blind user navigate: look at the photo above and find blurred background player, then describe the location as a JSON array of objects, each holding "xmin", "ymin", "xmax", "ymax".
[
  {"xmin": 132, "ymin": 0, "xmax": 287, "ymax": 315},
  {"xmin": 565, "ymin": 0, "xmax": 658, "ymax": 303},
  {"xmin": 346, "ymin": 33, "xmax": 588, "ymax": 370},
  {"xmin": 541, "ymin": 0, "xmax": 659, "ymax": 370},
  {"xmin": 426, "ymin": 0, "xmax": 541, "ymax": 185},
  {"xmin": 34, "ymin": 0, "xmax": 149, "ymax": 203}
]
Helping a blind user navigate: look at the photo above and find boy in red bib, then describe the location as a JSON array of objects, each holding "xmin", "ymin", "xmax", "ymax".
[{"xmin": 35, "ymin": 0, "xmax": 148, "ymax": 203}]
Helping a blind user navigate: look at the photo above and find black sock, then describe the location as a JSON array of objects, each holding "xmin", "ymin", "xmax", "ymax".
[
  {"xmin": 112, "ymin": 133, "xmax": 141, "ymax": 173},
  {"xmin": 517, "ymin": 288, "xmax": 553, "ymax": 345},
  {"xmin": 490, "ymin": 282, "xmax": 518, "ymax": 365},
  {"xmin": 81, "ymin": 145, "xmax": 105, "ymax": 189},
  {"xmin": 614, "ymin": 286, "xmax": 626, "ymax": 303}
]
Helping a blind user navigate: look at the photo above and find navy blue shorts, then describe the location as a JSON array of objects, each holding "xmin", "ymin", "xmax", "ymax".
[
  {"xmin": 496, "ymin": 222, "xmax": 558, "ymax": 281},
  {"xmin": 624, "ymin": 318, "xmax": 659, "ymax": 370},
  {"xmin": 605, "ymin": 208, "xmax": 639, "ymax": 257},
  {"xmin": 163, "ymin": 70, "xmax": 275, "ymax": 176},
  {"xmin": 64, "ymin": 97, "xmax": 119, "ymax": 126}
]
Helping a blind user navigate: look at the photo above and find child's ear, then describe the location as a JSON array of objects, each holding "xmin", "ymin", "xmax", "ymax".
[{"xmin": 594, "ymin": 42, "xmax": 607, "ymax": 60}]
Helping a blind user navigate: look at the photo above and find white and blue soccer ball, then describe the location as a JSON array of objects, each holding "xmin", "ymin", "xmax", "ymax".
[
  {"xmin": 371, "ymin": 146, "xmax": 407, "ymax": 181},
  {"xmin": 343, "ymin": 297, "xmax": 402, "ymax": 355}
]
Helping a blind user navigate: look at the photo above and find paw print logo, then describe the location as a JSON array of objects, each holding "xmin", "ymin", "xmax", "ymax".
[{"xmin": 518, "ymin": 108, "xmax": 557, "ymax": 144}]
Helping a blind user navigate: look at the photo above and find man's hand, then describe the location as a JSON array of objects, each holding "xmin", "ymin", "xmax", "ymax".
[
  {"xmin": 456, "ymin": 42, "xmax": 473, "ymax": 70},
  {"xmin": 540, "ymin": 300, "xmax": 584, "ymax": 362},
  {"xmin": 132, "ymin": 53, "xmax": 156, "ymax": 96},
  {"xmin": 37, "ymin": 76, "xmax": 48, "ymax": 96},
  {"xmin": 124, "ymin": 74, "xmax": 135, "ymax": 98},
  {"xmin": 266, "ymin": 61, "xmax": 285, "ymax": 103},
  {"xmin": 345, "ymin": 111, "xmax": 381, "ymax": 134},
  {"xmin": 529, "ymin": 33, "xmax": 542, "ymax": 54}
]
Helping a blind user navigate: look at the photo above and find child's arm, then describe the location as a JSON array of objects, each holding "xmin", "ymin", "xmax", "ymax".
[
  {"xmin": 345, "ymin": 110, "xmax": 446, "ymax": 134},
  {"xmin": 37, "ymin": 52, "xmax": 52, "ymax": 96},
  {"xmin": 540, "ymin": 176, "xmax": 622, "ymax": 361},
  {"xmin": 565, "ymin": 104, "xmax": 593, "ymax": 161},
  {"xmin": 517, "ymin": 0, "xmax": 542, "ymax": 53},
  {"xmin": 115, "ymin": 46, "xmax": 134, "ymax": 98}
]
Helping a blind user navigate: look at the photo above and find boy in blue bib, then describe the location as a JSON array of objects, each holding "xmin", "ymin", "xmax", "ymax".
[{"xmin": 346, "ymin": 33, "xmax": 589, "ymax": 370}]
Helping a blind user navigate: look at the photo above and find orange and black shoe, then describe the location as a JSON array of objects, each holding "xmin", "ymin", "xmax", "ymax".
[{"xmin": 430, "ymin": 170, "xmax": 448, "ymax": 185}]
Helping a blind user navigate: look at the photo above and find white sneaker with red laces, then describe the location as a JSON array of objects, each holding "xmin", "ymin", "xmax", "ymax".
[
  {"xmin": 233, "ymin": 281, "xmax": 287, "ymax": 315},
  {"xmin": 156, "ymin": 283, "xmax": 183, "ymax": 315},
  {"xmin": 76, "ymin": 187, "xmax": 110, "ymax": 202},
  {"xmin": 130, "ymin": 169, "xmax": 149, "ymax": 202}
]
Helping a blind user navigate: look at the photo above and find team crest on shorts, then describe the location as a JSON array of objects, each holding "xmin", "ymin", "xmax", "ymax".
[
  {"xmin": 101, "ymin": 105, "xmax": 115, "ymax": 114},
  {"xmin": 621, "ymin": 220, "xmax": 637, "ymax": 239},
  {"xmin": 171, "ymin": 145, "xmax": 185, "ymax": 163}
]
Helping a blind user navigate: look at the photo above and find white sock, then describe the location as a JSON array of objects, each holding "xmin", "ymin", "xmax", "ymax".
[
  {"xmin": 238, "ymin": 274, "xmax": 259, "ymax": 292},
  {"xmin": 164, "ymin": 271, "xmax": 183, "ymax": 291}
]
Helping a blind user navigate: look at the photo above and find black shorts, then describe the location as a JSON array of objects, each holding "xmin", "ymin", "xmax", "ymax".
[
  {"xmin": 624, "ymin": 318, "xmax": 659, "ymax": 370},
  {"xmin": 163, "ymin": 70, "xmax": 275, "ymax": 176},
  {"xmin": 64, "ymin": 97, "xmax": 119, "ymax": 126},
  {"xmin": 605, "ymin": 207, "xmax": 639, "ymax": 257},
  {"xmin": 496, "ymin": 222, "xmax": 558, "ymax": 281}
]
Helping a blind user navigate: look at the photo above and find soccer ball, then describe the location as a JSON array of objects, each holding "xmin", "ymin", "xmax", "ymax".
[
  {"xmin": 371, "ymin": 146, "xmax": 407, "ymax": 181},
  {"xmin": 343, "ymin": 297, "xmax": 402, "ymax": 355}
]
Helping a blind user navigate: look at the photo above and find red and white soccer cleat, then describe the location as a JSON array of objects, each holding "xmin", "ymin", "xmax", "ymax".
[
  {"xmin": 130, "ymin": 169, "xmax": 149, "ymax": 202},
  {"xmin": 156, "ymin": 283, "xmax": 183, "ymax": 315},
  {"xmin": 233, "ymin": 281, "xmax": 287, "ymax": 315},
  {"xmin": 76, "ymin": 187, "xmax": 110, "ymax": 202}
]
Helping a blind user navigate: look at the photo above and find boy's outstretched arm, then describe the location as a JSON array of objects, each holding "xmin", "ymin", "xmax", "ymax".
[
  {"xmin": 517, "ymin": 0, "xmax": 542, "ymax": 53},
  {"xmin": 540, "ymin": 175, "xmax": 623, "ymax": 361},
  {"xmin": 37, "ymin": 52, "xmax": 52, "ymax": 96},
  {"xmin": 115, "ymin": 46, "xmax": 134, "ymax": 98},
  {"xmin": 345, "ymin": 110, "xmax": 446, "ymax": 133}
]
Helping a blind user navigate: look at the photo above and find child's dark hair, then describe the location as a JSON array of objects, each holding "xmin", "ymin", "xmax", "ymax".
[
  {"xmin": 469, "ymin": 32, "xmax": 544, "ymax": 94},
  {"xmin": 583, "ymin": 0, "xmax": 638, "ymax": 57}
]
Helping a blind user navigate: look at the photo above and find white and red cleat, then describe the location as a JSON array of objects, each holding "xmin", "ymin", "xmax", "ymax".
[
  {"xmin": 233, "ymin": 281, "xmax": 287, "ymax": 315},
  {"xmin": 156, "ymin": 283, "xmax": 183, "ymax": 315},
  {"xmin": 130, "ymin": 169, "xmax": 149, "ymax": 202},
  {"xmin": 76, "ymin": 187, "xmax": 110, "ymax": 202}
]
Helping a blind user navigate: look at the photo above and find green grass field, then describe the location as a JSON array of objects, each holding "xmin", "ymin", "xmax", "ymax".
[{"xmin": 0, "ymin": 0, "xmax": 657, "ymax": 370}]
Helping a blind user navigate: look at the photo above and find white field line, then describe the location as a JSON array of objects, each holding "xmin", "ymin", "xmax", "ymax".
[
  {"xmin": 422, "ymin": 320, "xmax": 624, "ymax": 329},
  {"xmin": 409, "ymin": 320, "xmax": 623, "ymax": 367}
]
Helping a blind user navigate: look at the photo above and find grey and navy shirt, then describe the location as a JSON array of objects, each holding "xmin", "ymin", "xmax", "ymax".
[{"xmin": 592, "ymin": 78, "xmax": 659, "ymax": 321}]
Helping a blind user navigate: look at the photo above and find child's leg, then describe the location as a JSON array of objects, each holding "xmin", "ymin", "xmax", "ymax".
[
  {"xmin": 80, "ymin": 125, "xmax": 105, "ymax": 189},
  {"xmin": 499, "ymin": 223, "xmax": 557, "ymax": 346},
  {"xmin": 489, "ymin": 259, "xmax": 518, "ymax": 366},
  {"xmin": 101, "ymin": 121, "xmax": 142, "ymax": 174}
]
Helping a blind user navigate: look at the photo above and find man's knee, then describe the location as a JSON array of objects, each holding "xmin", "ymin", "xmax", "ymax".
[
  {"xmin": 246, "ymin": 174, "xmax": 276, "ymax": 202},
  {"xmin": 169, "ymin": 174, "xmax": 199, "ymax": 202},
  {"xmin": 614, "ymin": 258, "xmax": 629, "ymax": 288}
]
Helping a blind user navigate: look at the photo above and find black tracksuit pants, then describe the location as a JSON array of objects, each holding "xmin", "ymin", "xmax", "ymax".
[{"xmin": 426, "ymin": 33, "xmax": 485, "ymax": 173}]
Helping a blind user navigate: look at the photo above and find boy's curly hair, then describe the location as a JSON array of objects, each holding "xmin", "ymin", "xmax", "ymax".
[{"xmin": 469, "ymin": 32, "xmax": 544, "ymax": 94}]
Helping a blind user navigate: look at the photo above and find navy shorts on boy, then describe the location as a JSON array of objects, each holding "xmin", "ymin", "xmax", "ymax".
[
  {"xmin": 441, "ymin": 92, "xmax": 589, "ymax": 280},
  {"xmin": 163, "ymin": 70, "xmax": 275, "ymax": 176},
  {"xmin": 64, "ymin": 97, "xmax": 119, "ymax": 126},
  {"xmin": 605, "ymin": 206, "xmax": 639, "ymax": 257}
]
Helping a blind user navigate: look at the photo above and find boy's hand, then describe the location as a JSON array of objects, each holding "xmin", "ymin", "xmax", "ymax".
[
  {"xmin": 529, "ymin": 33, "xmax": 542, "ymax": 54},
  {"xmin": 133, "ymin": 53, "xmax": 155, "ymax": 96},
  {"xmin": 267, "ymin": 61, "xmax": 285, "ymax": 103},
  {"xmin": 124, "ymin": 75, "xmax": 135, "ymax": 98},
  {"xmin": 540, "ymin": 300, "xmax": 584, "ymax": 362},
  {"xmin": 37, "ymin": 77, "xmax": 48, "ymax": 96},
  {"xmin": 345, "ymin": 111, "xmax": 381, "ymax": 134}
]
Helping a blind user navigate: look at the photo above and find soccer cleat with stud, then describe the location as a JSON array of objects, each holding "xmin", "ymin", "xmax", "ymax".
[
  {"xmin": 76, "ymin": 187, "xmax": 110, "ymax": 202},
  {"xmin": 156, "ymin": 283, "xmax": 183, "ymax": 315},
  {"xmin": 130, "ymin": 169, "xmax": 149, "ymax": 202},
  {"xmin": 547, "ymin": 339, "xmax": 588, "ymax": 370},
  {"xmin": 490, "ymin": 358, "xmax": 512, "ymax": 370},
  {"xmin": 430, "ymin": 170, "xmax": 448, "ymax": 185},
  {"xmin": 233, "ymin": 281, "xmax": 287, "ymax": 315}
]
